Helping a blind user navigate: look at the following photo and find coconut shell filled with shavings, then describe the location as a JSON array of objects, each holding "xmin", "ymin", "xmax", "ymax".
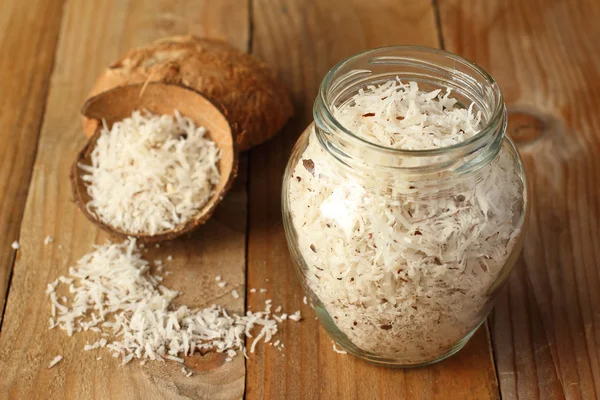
[{"xmin": 72, "ymin": 82, "xmax": 238, "ymax": 243}]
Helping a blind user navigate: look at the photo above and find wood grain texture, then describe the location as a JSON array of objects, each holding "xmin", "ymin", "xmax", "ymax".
[
  {"xmin": 0, "ymin": 0, "xmax": 65, "ymax": 324},
  {"xmin": 438, "ymin": 0, "xmax": 600, "ymax": 398},
  {"xmin": 246, "ymin": 1, "xmax": 499, "ymax": 399},
  {"xmin": 0, "ymin": 0, "xmax": 249, "ymax": 399}
]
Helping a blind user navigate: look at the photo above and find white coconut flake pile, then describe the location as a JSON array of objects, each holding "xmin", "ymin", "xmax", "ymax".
[
  {"xmin": 46, "ymin": 238, "xmax": 301, "ymax": 369},
  {"xmin": 288, "ymin": 80, "xmax": 525, "ymax": 364},
  {"xmin": 79, "ymin": 110, "xmax": 220, "ymax": 235}
]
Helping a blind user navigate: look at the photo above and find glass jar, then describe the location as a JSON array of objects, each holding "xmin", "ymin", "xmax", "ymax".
[{"xmin": 281, "ymin": 46, "xmax": 529, "ymax": 367}]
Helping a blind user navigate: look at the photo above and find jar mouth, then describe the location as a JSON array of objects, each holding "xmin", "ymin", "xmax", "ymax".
[{"xmin": 316, "ymin": 46, "xmax": 505, "ymax": 157}]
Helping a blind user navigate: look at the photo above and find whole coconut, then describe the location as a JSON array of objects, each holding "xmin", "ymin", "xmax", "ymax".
[{"xmin": 84, "ymin": 35, "xmax": 293, "ymax": 151}]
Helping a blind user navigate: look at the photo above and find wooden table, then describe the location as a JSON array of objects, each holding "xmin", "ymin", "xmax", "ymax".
[{"xmin": 0, "ymin": 0, "xmax": 598, "ymax": 398}]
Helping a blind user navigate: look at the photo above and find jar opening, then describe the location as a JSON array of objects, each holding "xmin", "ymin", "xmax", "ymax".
[{"xmin": 313, "ymin": 46, "xmax": 506, "ymax": 172}]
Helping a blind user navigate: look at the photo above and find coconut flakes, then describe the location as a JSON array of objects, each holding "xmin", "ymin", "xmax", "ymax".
[
  {"xmin": 332, "ymin": 342, "xmax": 347, "ymax": 355},
  {"xmin": 287, "ymin": 80, "xmax": 524, "ymax": 364},
  {"xmin": 79, "ymin": 110, "xmax": 220, "ymax": 235},
  {"xmin": 333, "ymin": 79, "xmax": 481, "ymax": 150},
  {"xmin": 48, "ymin": 355, "xmax": 63, "ymax": 368}
]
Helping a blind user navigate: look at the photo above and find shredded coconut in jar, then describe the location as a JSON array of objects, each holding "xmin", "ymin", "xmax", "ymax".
[
  {"xmin": 287, "ymin": 80, "xmax": 524, "ymax": 364},
  {"xmin": 334, "ymin": 79, "xmax": 482, "ymax": 150},
  {"xmin": 80, "ymin": 110, "xmax": 220, "ymax": 235}
]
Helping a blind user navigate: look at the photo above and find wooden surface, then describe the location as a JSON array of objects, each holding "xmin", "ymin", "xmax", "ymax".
[
  {"xmin": 438, "ymin": 0, "xmax": 600, "ymax": 398},
  {"xmin": 0, "ymin": 0, "xmax": 65, "ymax": 324},
  {"xmin": 0, "ymin": 0, "xmax": 599, "ymax": 399}
]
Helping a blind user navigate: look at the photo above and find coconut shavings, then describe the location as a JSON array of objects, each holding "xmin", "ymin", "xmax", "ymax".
[
  {"xmin": 79, "ymin": 110, "xmax": 220, "ymax": 235},
  {"xmin": 44, "ymin": 236, "xmax": 55, "ymax": 245},
  {"xmin": 287, "ymin": 80, "xmax": 525, "ymax": 364},
  {"xmin": 11, "ymin": 241, "xmax": 19, "ymax": 250},
  {"xmin": 48, "ymin": 355, "xmax": 63, "ymax": 368},
  {"xmin": 334, "ymin": 79, "xmax": 481, "ymax": 150},
  {"xmin": 46, "ymin": 238, "xmax": 300, "ymax": 369},
  {"xmin": 332, "ymin": 342, "xmax": 347, "ymax": 355}
]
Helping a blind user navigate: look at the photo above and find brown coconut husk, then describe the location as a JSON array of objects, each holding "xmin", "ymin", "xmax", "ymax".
[
  {"xmin": 83, "ymin": 35, "xmax": 293, "ymax": 152},
  {"xmin": 72, "ymin": 82, "xmax": 238, "ymax": 243}
]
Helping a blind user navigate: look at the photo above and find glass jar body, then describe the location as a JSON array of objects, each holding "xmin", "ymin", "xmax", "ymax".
[
  {"xmin": 282, "ymin": 125, "xmax": 528, "ymax": 366},
  {"xmin": 282, "ymin": 46, "xmax": 529, "ymax": 367}
]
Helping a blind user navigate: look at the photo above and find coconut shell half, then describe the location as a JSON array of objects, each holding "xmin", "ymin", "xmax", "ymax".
[
  {"xmin": 72, "ymin": 82, "xmax": 238, "ymax": 243},
  {"xmin": 84, "ymin": 35, "xmax": 294, "ymax": 151}
]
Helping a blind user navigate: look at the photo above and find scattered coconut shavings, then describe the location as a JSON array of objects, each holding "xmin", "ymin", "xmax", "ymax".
[
  {"xmin": 231, "ymin": 290, "xmax": 240, "ymax": 299},
  {"xmin": 218, "ymin": 281, "xmax": 227, "ymax": 288},
  {"xmin": 287, "ymin": 80, "xmax": 525, "ymax": 364},
  {"xmin": 288, "ymin": 311, "xmax": 302, "ymax": 321},
  {"xmin": 259, "ymin": 288, "xmax": 267, "ymax": 293},
  {"xmin": 48, "ymin": 355, "xmax": 63, "ymax": 368},
  {"xmin": 215, "ymin": 275, "xmax": 222, "ymax": 282},
  {"xmin": 249, "ymin": 288, "xmax": 256, "ymax": 293},
  {"xmin": 11, "ymin": 241, "xmax": 19, "ymax": 250},
  {"xmin": 44, "ymin": 236, "xmax": 55, "ymax": 245},
  {"xmin": 84, "ymin": 338, "xmax": 107, "ymax": 351},
  {"xmin": 303, "ymin": 296, "xmax": 307, "ymax": 305},
  {"xmin": 46, "ymin": 238, "xmax": 300, "ymax": 368},
  {"xmin": 79, "ymin": 110, "xmax": 221, "ymax": 235},
  {"xmin": 167, "ymin": 255, "xmax": 173, "ymax": 261},
  {"xmin": 165, "ymin": 355, "xmax": 184, "ymax": 363},
  {"xmin": 332, "ymin": 342, "xmax": 347, "ymax": 355}
]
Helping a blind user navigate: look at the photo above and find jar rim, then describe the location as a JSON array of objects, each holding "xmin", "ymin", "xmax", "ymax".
[{"xmin": 316, "ymin": 45, "xmax": 505, "ymax": 157}]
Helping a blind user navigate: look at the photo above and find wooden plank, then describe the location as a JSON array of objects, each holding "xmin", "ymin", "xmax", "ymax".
[
  {"xmin": 0, "ymin": 1, "xmax": 249, "ymax": 399},
  {"xmin": 437, "ymin": 0, "xmax": 600, "ymax": 398},
  {"xmin": 490, "ymin": 258, "xmax": 565, "ymax": 399},
  {"xmin": 246, "ymin": 1, "xmax": 499, "ymax": 399},
  {"xmin": 0, "ymin": 0, "xmax": 65, "ymax": 324}
]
